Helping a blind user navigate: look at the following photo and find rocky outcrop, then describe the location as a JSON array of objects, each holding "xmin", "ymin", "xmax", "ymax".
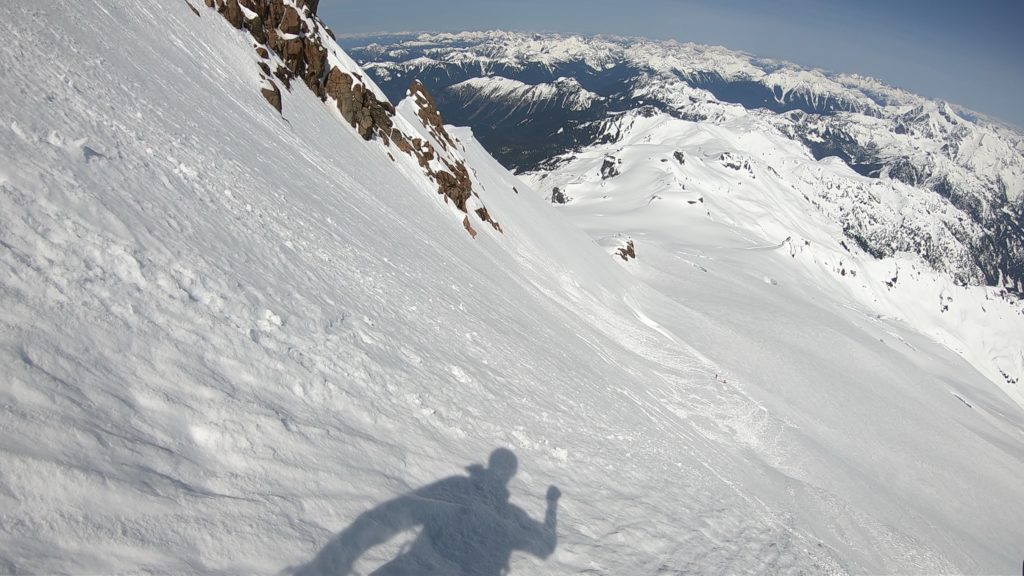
[
  {"xmin": 434, "ymin": 162, "xmax": 473, "ymax": 211},
  {"xmin": 475, "ymin": 207, "xmax": 502, "ymax": 232},
  {"xmin": 601, "ymin": 157, "xmax": 620, "ymax": 179},
  {"xmin": 398, "ymin": 81, "xmax": 502, "ymax": 234},
  {"xmin": 204, "ymin": 2, "xmax": 503, "ymax": 238},
  {"xmin": 206, "ymin": 0, "xmax": 397, "ymax": 141},
  {"xmin": 260, "ymin": 82, "xmax": 282, "ymax": 112},
  {"xmin": 616, "ymin": 239, "xmax": 636, "ymax": 261},
  {"xmin": 462, "ymin": 216, "xmax": 478, "ymax": 238},
  {"xmin": 551, "ymin": 186, "xmax": 571, "ymax": 204},
  {"xmin": 208, "ymin": 0, "xmax": 329, "ymax": 105},
  {"xmin": 324, "ymin": 68, "xmax": 396, "ymax": 141},
  {"xmin": 409, "ymin": 80, "xmax": 456, "ymax": 150}
]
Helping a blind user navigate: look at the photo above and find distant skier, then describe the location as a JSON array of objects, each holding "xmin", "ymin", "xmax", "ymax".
[{"xmin": 294, "ymin": 448, "xmax": 560, "ymax": 576}]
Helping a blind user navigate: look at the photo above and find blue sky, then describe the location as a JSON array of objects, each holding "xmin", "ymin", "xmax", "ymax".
[{"xmin": 320, "ymin": 0, "xmax": 1024, "ymax": 127}]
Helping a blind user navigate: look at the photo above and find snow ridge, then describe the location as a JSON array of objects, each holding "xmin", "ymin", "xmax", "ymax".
[{"xmin": 451, "ymin": 76, "xmax": 602, "ymax": 113}]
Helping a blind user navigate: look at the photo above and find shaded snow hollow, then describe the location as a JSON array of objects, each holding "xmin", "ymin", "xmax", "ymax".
[{"xmin": 1, "ymin": 2, "xmax": 1023, "ymax": 575}]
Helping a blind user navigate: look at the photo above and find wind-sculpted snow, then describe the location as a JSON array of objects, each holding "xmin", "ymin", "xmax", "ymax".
[{"xmin": 2, "ymin": 4, "xmax": 1024, "ymax": 576}]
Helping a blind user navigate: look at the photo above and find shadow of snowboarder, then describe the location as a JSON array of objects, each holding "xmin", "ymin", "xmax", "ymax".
[{"xmin": 293, "ymin": 448, "xmax": 560, "ymax": 576}]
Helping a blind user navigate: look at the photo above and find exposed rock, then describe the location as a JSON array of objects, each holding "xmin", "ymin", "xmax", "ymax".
[
  {"xmin": 223, "ymin": 0, "xmax": 244, "ymax": 27},
  {"xmin": 282, "ymin": 37, "xmax": 303, "ymax": 62},
  {"xmin": 261, "ymin": 82, "xmax": 282, "ymax": 113},
  {"xmin": 463, "ymin": 215, "xmax": 478, "ymax": 239},
  {"xmin": 202, "ymin": 0, "xmax": 503, "ymax": 237},
  {"xmin": 673, "ymin": 151, "xmax": 685, "ymax": 165},
  {"xmin": 243, "ymin": 9, "xmax": 267, "ymax": 43},
  {"xmin": 410, "ymin": 137, "xmax": 433, "ymax": 169},
  {"xmin": 392, "ymin": 129, "xmax": 413, "ymax": 153},
  {"xmin": 273, "ymin": 65, "xmax": 292, "ymax": 90},
  {"xmin": 720, "ymin": 152, "xmax": 750, "ymax": 172},
  {"xmin": 184, "ymin": 1, "xmax": 201, "ymax": 17},
  {"xmin": 302, "ymin": 41, "xmax": 327, "ymax": 90},
  {"xmin": 435, "ymin": 163, "xmax": 472, "ymax": 211},
  {"xmin": 324, "ymin": 67, "xmax": 395, "ymax": 140},
  {"xmin": 220, "ymin": 0, "xmax": 329, "ymax": 97},
  {"xmin": 601, "ymin": 157, "xmax": 620, "ymax": 179},
  {"xmin": 408, "ymin": 80, "xmax": 455, "ymax": 149},
  {"xmin": 475, "ymin": 207, "xmax": 502, "ymax": 232},
  {"xmin": 279, "ymin": 6, "xmax": 303, "ymax": 34},
  {"xmin": 616, "ymin": 240, "xmax": 636, "ymax": 261},
  {"xmin": 295, "ymin": 0, "xmax": 319, "ymax": 14},
  {"xmin": 551, "ymin": 186, "xmax": 571, "ymax": 204}
]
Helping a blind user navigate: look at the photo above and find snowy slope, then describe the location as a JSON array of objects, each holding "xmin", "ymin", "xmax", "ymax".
[
  {"xmin": 2, "ymin": 4, "xmax": 1024, "ymax": 576},
  {"xmin": 526, "ymin": 109, "xmax": 1024, "ymax": 408}
]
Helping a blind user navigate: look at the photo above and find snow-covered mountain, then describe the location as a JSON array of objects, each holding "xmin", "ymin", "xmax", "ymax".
[
  {"xmin": 450, "ymin": 77, "xmax": 603, "ymax": 113},
  {"xmin": 3, "ymin": 6, "xmax": 1024, "ymax": 576},
  {"xmin": 346, "ymin": 31, "xmax": 1024, "ymax": 292}
]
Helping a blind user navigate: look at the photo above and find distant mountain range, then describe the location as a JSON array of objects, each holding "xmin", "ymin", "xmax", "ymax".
[{"xmin": 344, "ymin": 31, "xmax": 1024, "ymax": 291}]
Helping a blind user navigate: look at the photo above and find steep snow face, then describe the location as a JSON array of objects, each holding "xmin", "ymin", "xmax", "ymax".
[{"xmin": 3, "ymin": 4, "xmax": 1024, "ymax": 576}]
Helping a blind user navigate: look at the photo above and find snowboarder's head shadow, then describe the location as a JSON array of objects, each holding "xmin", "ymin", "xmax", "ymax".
[{"xmin": 292, "ymin": 448, "xmax": 561, "ymax": 576}]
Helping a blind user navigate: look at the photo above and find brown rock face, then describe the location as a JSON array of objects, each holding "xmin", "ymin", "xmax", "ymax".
[
  {"xmin": 435, "ymin": 163, "xmax": 473, "ymax": 212},
  {"xmin": 616, "ymin": 240, "xmax": 636, "ymax": 261},
  {"xmin": 392, "ymin": 129, "xmax": 413, "ymax": 153},
  {"xmin": 279, "ymin": 6, "xmax": 303, "ymax": 34},
  {"xmin": 273, "ymin": 65, "xmax": 292, "ymax": 89},
  {"xmin": 324, "ymin": 67, "xmax": 395, "ymax": 141},
  {"xmin": 408, "ymin": 80, "xmax": 455, "ymax": 149},
  {"xmin": 475, "ymin": 206, "xmax": 502, "ymax": 232},
  {"xmin": 202, "ymin": 0, "xmax": 504, "ymax": 238},
  {"xmin": 205, "ymin": 0, "xmax": 393, "ymax": 136},
  {"xmin": 213, "ymin": 0, "xmax": 329, "ymax": 101},
  {"xmin": 463, "ymin": 216, "xmax": 478, "ymax": 239},
  {"xmin": 295, "ymin": 0, "xmax": 319, "ymax": 14},
  {"xmin": 261, "ymin": 83, "xmax": 282, "ymax": 113},
  {"xmin": 223, "ymin": 0, "xmax": 244, "ymax": 27}
]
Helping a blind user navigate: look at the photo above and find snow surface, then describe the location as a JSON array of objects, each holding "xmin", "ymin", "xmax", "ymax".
[
  {"xmin": 1, "ymin": 3, "xmax": 1023, "ymax": 576},
  {"xmin": 527, "ymin": 110, "xmax": 1024, "ymax": 411}
]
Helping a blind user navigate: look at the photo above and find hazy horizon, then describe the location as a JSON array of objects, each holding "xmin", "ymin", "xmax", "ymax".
[{"xmin": 320, "ymin": 0, "xmax": 1024, "ymax": 129}]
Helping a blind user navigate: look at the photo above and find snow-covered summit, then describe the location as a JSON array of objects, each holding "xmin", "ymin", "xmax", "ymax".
[{"xmin": 450, "ymin": 76, "xmax": 603, "ymax": 112}]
